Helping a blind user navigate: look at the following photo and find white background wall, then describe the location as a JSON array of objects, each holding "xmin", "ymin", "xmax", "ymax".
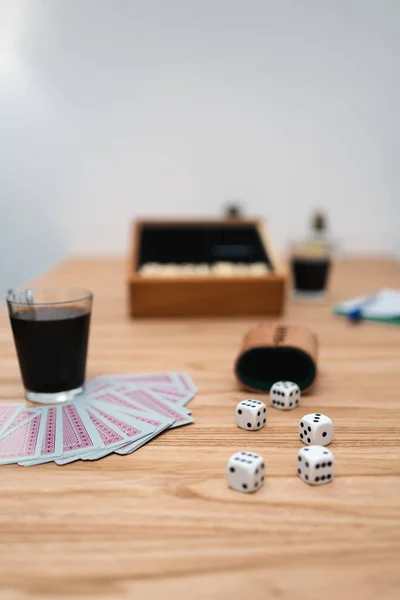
[{"xmin": 1, "ymin": 0, "xmax": 399, "ymax": 290}]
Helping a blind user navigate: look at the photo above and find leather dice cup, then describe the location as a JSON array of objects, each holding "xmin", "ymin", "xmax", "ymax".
[{"xmin": 235, "ymin": 324, "xmax": 318, "ymax": 393}]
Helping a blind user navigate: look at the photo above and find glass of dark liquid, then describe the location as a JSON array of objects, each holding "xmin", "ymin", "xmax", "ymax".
[
  {"xmin": 7, "ymin": 287, "xmax": 93, "ymax": 404},
  {"xmin": 290, "ymin": 243, "xmax": 331, "ymax": 299}
]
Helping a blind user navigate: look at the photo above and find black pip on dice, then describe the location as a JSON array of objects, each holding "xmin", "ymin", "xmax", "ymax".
[
  {"xmin": 270, "ymin": 381, "xmax": 300, "ymax": 410},
  {"xmin": 297, "ymin": 445, "xmax": 335, "ymax": 485},
  {"xmin": 236, "ymin": 399, "xmax": 267, "ymax": 430},
  {"xmin": 227, "ymin": 451, "xmax": 265, "ymax": 493},
  {"xmin": 299, "ymin": 413, "xmax": 333, "ymax": 446}
]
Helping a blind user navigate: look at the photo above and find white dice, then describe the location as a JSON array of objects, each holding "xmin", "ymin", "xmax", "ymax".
[
  {"xmin": 236, "ymin": 399, "xmax": 267, "ymax": 430},
  {"xmin": 297, "ymin": 446, "xmax": 335, "ymax": 485},
  {"xmin": 227, "ymin": 451, "xmax": 265, "ymax": 493},
  {"xmin": 270, "ymin": 381, "xmax": 300, "ymax": 410},
  {"xmin": 299, "ymin": 413, "xmax": 334, "ymax": 446}
]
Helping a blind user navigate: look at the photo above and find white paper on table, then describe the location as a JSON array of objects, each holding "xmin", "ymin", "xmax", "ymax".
[{"xmin": 335, "ymin": 289, "xmax": 400, "ymax": 319}]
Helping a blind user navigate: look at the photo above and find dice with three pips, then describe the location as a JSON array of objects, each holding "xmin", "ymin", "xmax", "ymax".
[{"xmin": 299, "ymin": 413, "xmax": 334, "ymax": 446}]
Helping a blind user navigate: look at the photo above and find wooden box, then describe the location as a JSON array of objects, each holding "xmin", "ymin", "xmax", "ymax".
[{"xmin": 128, "ymin": 219, "xmax": 286, "ymax": 317}]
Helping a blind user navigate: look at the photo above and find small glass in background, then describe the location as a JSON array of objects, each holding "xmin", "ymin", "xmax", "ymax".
[
  {"xmin": 7, "ymin": 287, "xmax": 93, "ymax": 404},
  {"xmin": 290, "ymin": 211, "xmax": 332, "ymax": 299},
  {"xmin": 290, "ymin": 243, "xmax": 331, "ymax": 298}
]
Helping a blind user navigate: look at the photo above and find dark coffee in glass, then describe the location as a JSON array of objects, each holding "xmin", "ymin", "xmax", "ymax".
[
  {"xmin": 7, "ymin": 288, "xmax": 92, "ymax": 404},
  {"xmin": 290, "ymin": 240, "xmax": 331, "ymax": 298},
  {"xmin": 291, "ymin": 257, "xmax": 331, "ymax": 294}
]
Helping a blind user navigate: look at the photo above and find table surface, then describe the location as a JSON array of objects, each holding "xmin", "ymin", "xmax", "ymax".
[{"xmin": 1, "ymin": 257, "xmax": 400, "ymax": 600}]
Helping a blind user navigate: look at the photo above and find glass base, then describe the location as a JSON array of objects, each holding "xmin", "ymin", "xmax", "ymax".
[
  {"xmin": 293, "ymin": 290, "xmax": 327, "ymax": 301},
  {"xmin": 25, "ymin": 386, "xmax": 84, "ymax": 405}
]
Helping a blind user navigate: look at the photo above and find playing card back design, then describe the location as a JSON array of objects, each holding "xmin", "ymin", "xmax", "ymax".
[
  {"xmin": 94, "ymin": 390, "xmax": 145, "ymax": 412},
  {"xmin": 148, "ymin": 387, "xmax": 186, "ymax": 398},
  {"xmin": 174, "ymin": 372, "xmax": 197, "ymax": 393},
  {"xmin": 1, "ymin": 408, "xmax": 38, "ymax": 437},
  {"xmin": 0, "ymin": 414, "xmax": 41, "ymax": 461},
  {"xmin": 63, "ymin": 404, "xmax": 94, "ymax": 451},
  {"xmin": 121, "ymin": 388, "xmax": 192, "ymax": 425},
  {"xmin": 0, "ymin": 405, "xmax": 20, "ymax": 430},
  {"xmin": 118, "ymin": 410, "xmax": 168, "ymax": 429},
  {"xmin": 41, "ymin": 407, "xmax": 57, "ymax": 456},
  {"xmin": 112, "ymin": 374, "xmax": 174, "ymax": 385},
  {"xmin": 144, "ymin": 388, "xmax": 181, "ymax": 404},
  {"xmin": 87, "ymin": 409, "xmax": 125, "ymax": 446},
  {"xmin": 0, "ymin": 372, "xmax": 196, "ymax": 467},
  {"xmin": 145, "ymin": 387, "xmax": 193, "ymax": 405},
  {"xmin": 94, "ymin": 406, "xmax": 142, "ymax": 438}
]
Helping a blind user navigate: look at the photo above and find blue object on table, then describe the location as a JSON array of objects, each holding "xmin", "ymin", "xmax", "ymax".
[
  {"xmin": 347, "ymin": 293, "xmax": 377, "ymax": 323},
  {"xmin": 347, "ymin": 306, "xmax": 362, "ymax": 323}
]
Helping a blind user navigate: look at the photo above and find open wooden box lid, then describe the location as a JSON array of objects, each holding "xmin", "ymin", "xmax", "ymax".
[{"xmin": 128, "ymin": 219, "xmax": 286, "ymax": 317}]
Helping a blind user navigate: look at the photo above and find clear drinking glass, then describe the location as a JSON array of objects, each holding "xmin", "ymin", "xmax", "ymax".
[
  {"xmin": 6, "ymin": 287, "xmax": 93, "ymax": 404},
  {"xmin": 290, "ymin": 241, "xmax": 332, "ymax": 299}
]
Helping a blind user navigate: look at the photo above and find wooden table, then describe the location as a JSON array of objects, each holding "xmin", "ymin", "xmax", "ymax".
[{"xmin": 0, "ymin": 258, "xmax": 399, "ymax": 600}]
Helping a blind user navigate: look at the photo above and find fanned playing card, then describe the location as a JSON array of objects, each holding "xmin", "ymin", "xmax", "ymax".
[
  {"xmin": 85, "ymin": 373, "xmax": 195, "ymax": 406},
  {"xmin": 79, "ymin": 407, "xmax": 130, "ymax": 460},
  {"xmin": 79, "ymin": 403, "xmax": 155, "ymax": 460},
  {"xmin": 118, "ymin": 387, "xmax": 193, "ymax": 427},
  {"xmin": 142, "ymin": 386, "xmax": 193, "ymax": 406},
  {"xmin": 0, "ymin": 407, "xmax": 40, "ymax": 440},
  {"xmin": 95, "ymin": 372, "xmax": 184, "ymax": 387},
  {"xmin": 114, "ymin": 408, "xmax": 173, "ymax": 455},
  {"xmin": 54, "ymin": 403, "xmax": 103, "ymax": 465},
  {"xmin": 0, "ymin": 372, "xmax": 196, "ymax": 467},
  {"xmin": 172, "ymin": 372, "xmax": 197, "ymax": 394},
  {"xmin": 0, "ymin": 404, "xmax": 23, "ymax": 438},
  {"xmin": 87, "ymin": 400, "xmax": 174, "ymax": 455},
  {"xmin": 19, "ymin": 406, "xmax": 63, "ymax": 466},
  {"xmin": 0, "ymin": 413, "xmax": 44, "ymax": 465},
  {"xmin": 90, "ymin": 387, "xmax": 193, "ymax": 428}
]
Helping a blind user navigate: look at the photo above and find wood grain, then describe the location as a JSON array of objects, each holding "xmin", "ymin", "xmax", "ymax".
[{"xmin": 0, "ymin": 257, "xmax": 400, "ymax": 600}]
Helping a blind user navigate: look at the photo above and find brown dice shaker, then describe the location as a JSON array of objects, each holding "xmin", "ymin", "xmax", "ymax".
[{"xmin": 235, "ymin": 324, "xmax": 318, "ymax": 393}]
